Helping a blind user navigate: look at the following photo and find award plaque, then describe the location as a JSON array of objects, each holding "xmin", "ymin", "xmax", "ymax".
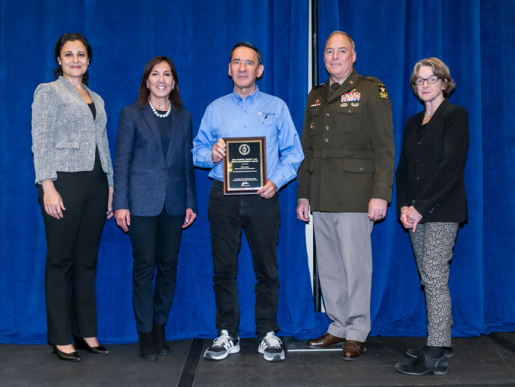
[{"xmin": 223, "ymin": 137, "xmax": 266, "ymax": 195}]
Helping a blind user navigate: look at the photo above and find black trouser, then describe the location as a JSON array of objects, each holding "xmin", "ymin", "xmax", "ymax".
[
  {"xmin": 129, "ymin": 207, "xmax": 183, "ymax": 333},
  {"xmin": 39, "ymin": 158, "xmax": 108, "ymax": 345},
  {"xmin": 208, "ymin": 180, "xmax": 280, "ymax": 339}
]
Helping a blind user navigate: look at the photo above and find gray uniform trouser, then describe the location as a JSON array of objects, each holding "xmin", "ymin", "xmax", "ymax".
[{"xmin": 313, "ymin": 212, "xmax": 373, "ymax": 342}]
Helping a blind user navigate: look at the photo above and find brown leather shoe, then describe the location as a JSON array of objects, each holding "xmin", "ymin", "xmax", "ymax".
[
  {"xmin": 306, "ymin": 332, "xmax": 346, "ymax": 348},
  {"xmin": 342, "ymin": 340, "xmax": 366, "ymax": 360}
]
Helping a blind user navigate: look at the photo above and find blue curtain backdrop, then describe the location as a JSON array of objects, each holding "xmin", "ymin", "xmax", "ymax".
[
  {"xmin": 0, "ymin": 0, "xmax": 314, "ymax": 344},
  {"xmin": 0, "ymin": 0, "xmax": 514, "ymax": 344},
  {"xmin": 317, "ymin": 0, "xmax": 515, "ymax": 337}
]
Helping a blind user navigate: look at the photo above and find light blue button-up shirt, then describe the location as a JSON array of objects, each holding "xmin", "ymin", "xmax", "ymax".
[{"xmin": 192, "ymin": 86, "xmax": 304, "ymax": 190}]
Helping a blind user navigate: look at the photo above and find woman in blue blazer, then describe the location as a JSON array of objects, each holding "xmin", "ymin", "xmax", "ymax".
[
  {"xmin": 113, "ymin": 56, "xmax": 197, "ymax": 362},
  {"xmin": 395, "ymin": 58, "xmax": 469, "ymax": 376}
]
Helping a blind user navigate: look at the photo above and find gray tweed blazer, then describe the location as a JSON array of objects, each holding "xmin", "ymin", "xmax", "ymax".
[{"xmin": 31, "ymin": 76, "xmax": 113, "ymax": 186}]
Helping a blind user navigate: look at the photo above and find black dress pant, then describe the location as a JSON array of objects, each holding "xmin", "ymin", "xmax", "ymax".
[
  {"xmin": 129, "ymin": 207, "xmax": 183, "ymax": 333},
  {"xmin": 208, "ymin": 180, "xmax": 280, "ymax": 339},
  {"xmin": 39, "ymin": 158, "xmax": 108, "ymax": 345}
]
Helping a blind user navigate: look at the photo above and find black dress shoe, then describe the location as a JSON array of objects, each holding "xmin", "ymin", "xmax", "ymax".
[
  {"xmin": 73, "ymin": 336, "xmax": 109, "ymax": 355},
  {"xmin": 52, "ymin": 345, "xmax": 81, "ymax": 362},
  {"xmin": 395, "ymin": 353, "xmax": 448, "ymax": 375},
  {"xmin": 406, "ymin": 344, "xmax": 454, "ymax": 359}
]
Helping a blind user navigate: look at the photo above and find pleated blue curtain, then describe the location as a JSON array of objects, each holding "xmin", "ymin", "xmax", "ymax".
[
  {"xmin": 317, "ymin": 0, "xmax": 515, "ymax": 336},
  {"xmin": 0, "ymin": 0, "xmax": 313, "ymax": 344},
  {"xmin": 1, "ymin": 0, "xmax": 514, "ymax": 344}
]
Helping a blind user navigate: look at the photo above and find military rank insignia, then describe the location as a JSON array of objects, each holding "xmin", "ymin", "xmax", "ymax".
[{"xmin": 378, "ymin": 84, "xmax": 389, "ymax": 99}]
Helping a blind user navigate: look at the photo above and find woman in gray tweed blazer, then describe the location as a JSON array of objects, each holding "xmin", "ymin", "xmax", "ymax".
[{"xmin": 31, "ymin": 33, "xmax": 113, "ymax": 362}]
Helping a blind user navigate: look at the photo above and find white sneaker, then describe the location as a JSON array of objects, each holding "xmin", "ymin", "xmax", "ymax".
[
  {"xmin": 204, "ymin": 330, "xmax": 240, "ymax": 361},
  {"xmin": 258, "ymin": 331, "xmax": 285, "ymax": 362}
]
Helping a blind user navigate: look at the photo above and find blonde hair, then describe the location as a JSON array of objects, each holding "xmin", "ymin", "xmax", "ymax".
[{"xmin": 410, "ymin": 57, "xmax": 455, "ymax": 98}]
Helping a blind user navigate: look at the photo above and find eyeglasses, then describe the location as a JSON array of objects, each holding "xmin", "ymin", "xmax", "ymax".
[{"xmin": 414, "ymin": 76, "xmax": 440, "ymax": 85}]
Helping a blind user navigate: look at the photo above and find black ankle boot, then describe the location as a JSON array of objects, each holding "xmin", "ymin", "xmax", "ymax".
[
  {"xmin": 395, "ymin": 351, "xmax": 448, "ymax": 376},
  {"xmin": 138, "ymin": 332, "xmax": 158, "ymax": 362},
  {"xmin": 406, "ymin": 344, "xmax": 454, "ymax": 359},
  {"xmin": 152, "ymin": 323, "xmax": 170, "ymax": 356}
]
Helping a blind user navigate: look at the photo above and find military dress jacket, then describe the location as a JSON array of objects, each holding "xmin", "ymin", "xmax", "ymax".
[{"xmin": 297, "ymin": 69, "xmax": 395, "ymax": 213}]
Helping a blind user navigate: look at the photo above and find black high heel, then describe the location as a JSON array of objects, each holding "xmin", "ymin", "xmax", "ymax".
[
  {"xmin": 52, "ymin": 345, "xmax": 81, "ymax": 362},
  {"xmin": 73, "ymin": 336, "xmax": 109, "ymax": 355}
]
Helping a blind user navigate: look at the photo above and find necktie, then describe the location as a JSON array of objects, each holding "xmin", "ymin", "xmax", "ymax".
[{"xmin": 331, "ymin": 82, "xmax": 340, "ymax": 96}]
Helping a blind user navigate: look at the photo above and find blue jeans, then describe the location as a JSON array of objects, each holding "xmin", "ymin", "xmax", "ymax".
[{"xmin": 208, "ymin": 180, "xmax": 280, "ymax": 338}]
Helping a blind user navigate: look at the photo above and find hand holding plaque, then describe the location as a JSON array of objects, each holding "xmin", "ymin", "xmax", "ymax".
[{"xmin": 223, "ymin": 137, "xmax": 266, "ymax": 195}]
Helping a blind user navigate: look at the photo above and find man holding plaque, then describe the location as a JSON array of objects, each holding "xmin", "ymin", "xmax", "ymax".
[
  {"xmin": 192, "ymin": 42, "xmax": 303, "ymax": 362},
  {"xmin": 296, "ymin": 31, "xmax": 394, "ymax": 360}
]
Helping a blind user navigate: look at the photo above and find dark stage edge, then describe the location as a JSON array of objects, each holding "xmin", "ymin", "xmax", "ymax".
[{"xmin": 1, "ymin": 333, "xmax": 515, "ymax": 386}]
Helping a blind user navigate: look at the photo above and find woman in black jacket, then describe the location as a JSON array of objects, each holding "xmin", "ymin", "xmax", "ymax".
[{"xmin": 395, "ymin": 57, "xmax": 469, "ymax": 376}]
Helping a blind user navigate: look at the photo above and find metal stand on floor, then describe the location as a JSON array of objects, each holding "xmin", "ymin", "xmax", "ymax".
[{"xmin": 282, "ymin": 337, "xmax": 343, "ymax": 352}]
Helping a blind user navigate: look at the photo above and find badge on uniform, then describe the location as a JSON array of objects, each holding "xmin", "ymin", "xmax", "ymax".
[
  {"xmin": 310, "ymin": 99, "xmax": 321, "ymax": 112},
  {"xmin": 378, "ymin": 84, "xmax": 389, "ymax": 100},
  {"xmin": 310, "ymin": 122, "xmax": 315, "ymax": 130}
]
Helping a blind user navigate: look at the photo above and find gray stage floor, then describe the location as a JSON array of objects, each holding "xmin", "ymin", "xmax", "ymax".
[{"xmin": 1, "ymin": 333, "xmax": 515, "ymax": 386}]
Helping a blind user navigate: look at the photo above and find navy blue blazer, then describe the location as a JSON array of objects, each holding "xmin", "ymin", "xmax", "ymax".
[{"xmin": 113, "ymin": 102, "xmax": 197, "ymax": 217}]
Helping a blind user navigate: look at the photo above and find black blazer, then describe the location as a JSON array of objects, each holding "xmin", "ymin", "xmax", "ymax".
[
  {"xmin": 396, "ymin": 99, "xmax": 469, "ymax": 223},
  {"xmin": 113, "ymin": 102, "xmax": 197, "ymax": 217}
]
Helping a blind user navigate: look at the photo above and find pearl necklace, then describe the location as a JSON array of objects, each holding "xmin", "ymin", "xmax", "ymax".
[{"xmin": 148, "ymin": 97, "xmax": 171, "ymax": 118}]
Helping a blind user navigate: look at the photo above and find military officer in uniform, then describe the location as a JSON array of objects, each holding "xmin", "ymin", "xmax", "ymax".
[{"xmin": 296, "ymin": 31, "xmax": 394, "ymax": 360}]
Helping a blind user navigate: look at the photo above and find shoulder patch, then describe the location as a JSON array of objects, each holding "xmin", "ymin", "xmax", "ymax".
[{"xmin": 378, "ymin": 84, "xmax": 389, "ymax": 100}]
